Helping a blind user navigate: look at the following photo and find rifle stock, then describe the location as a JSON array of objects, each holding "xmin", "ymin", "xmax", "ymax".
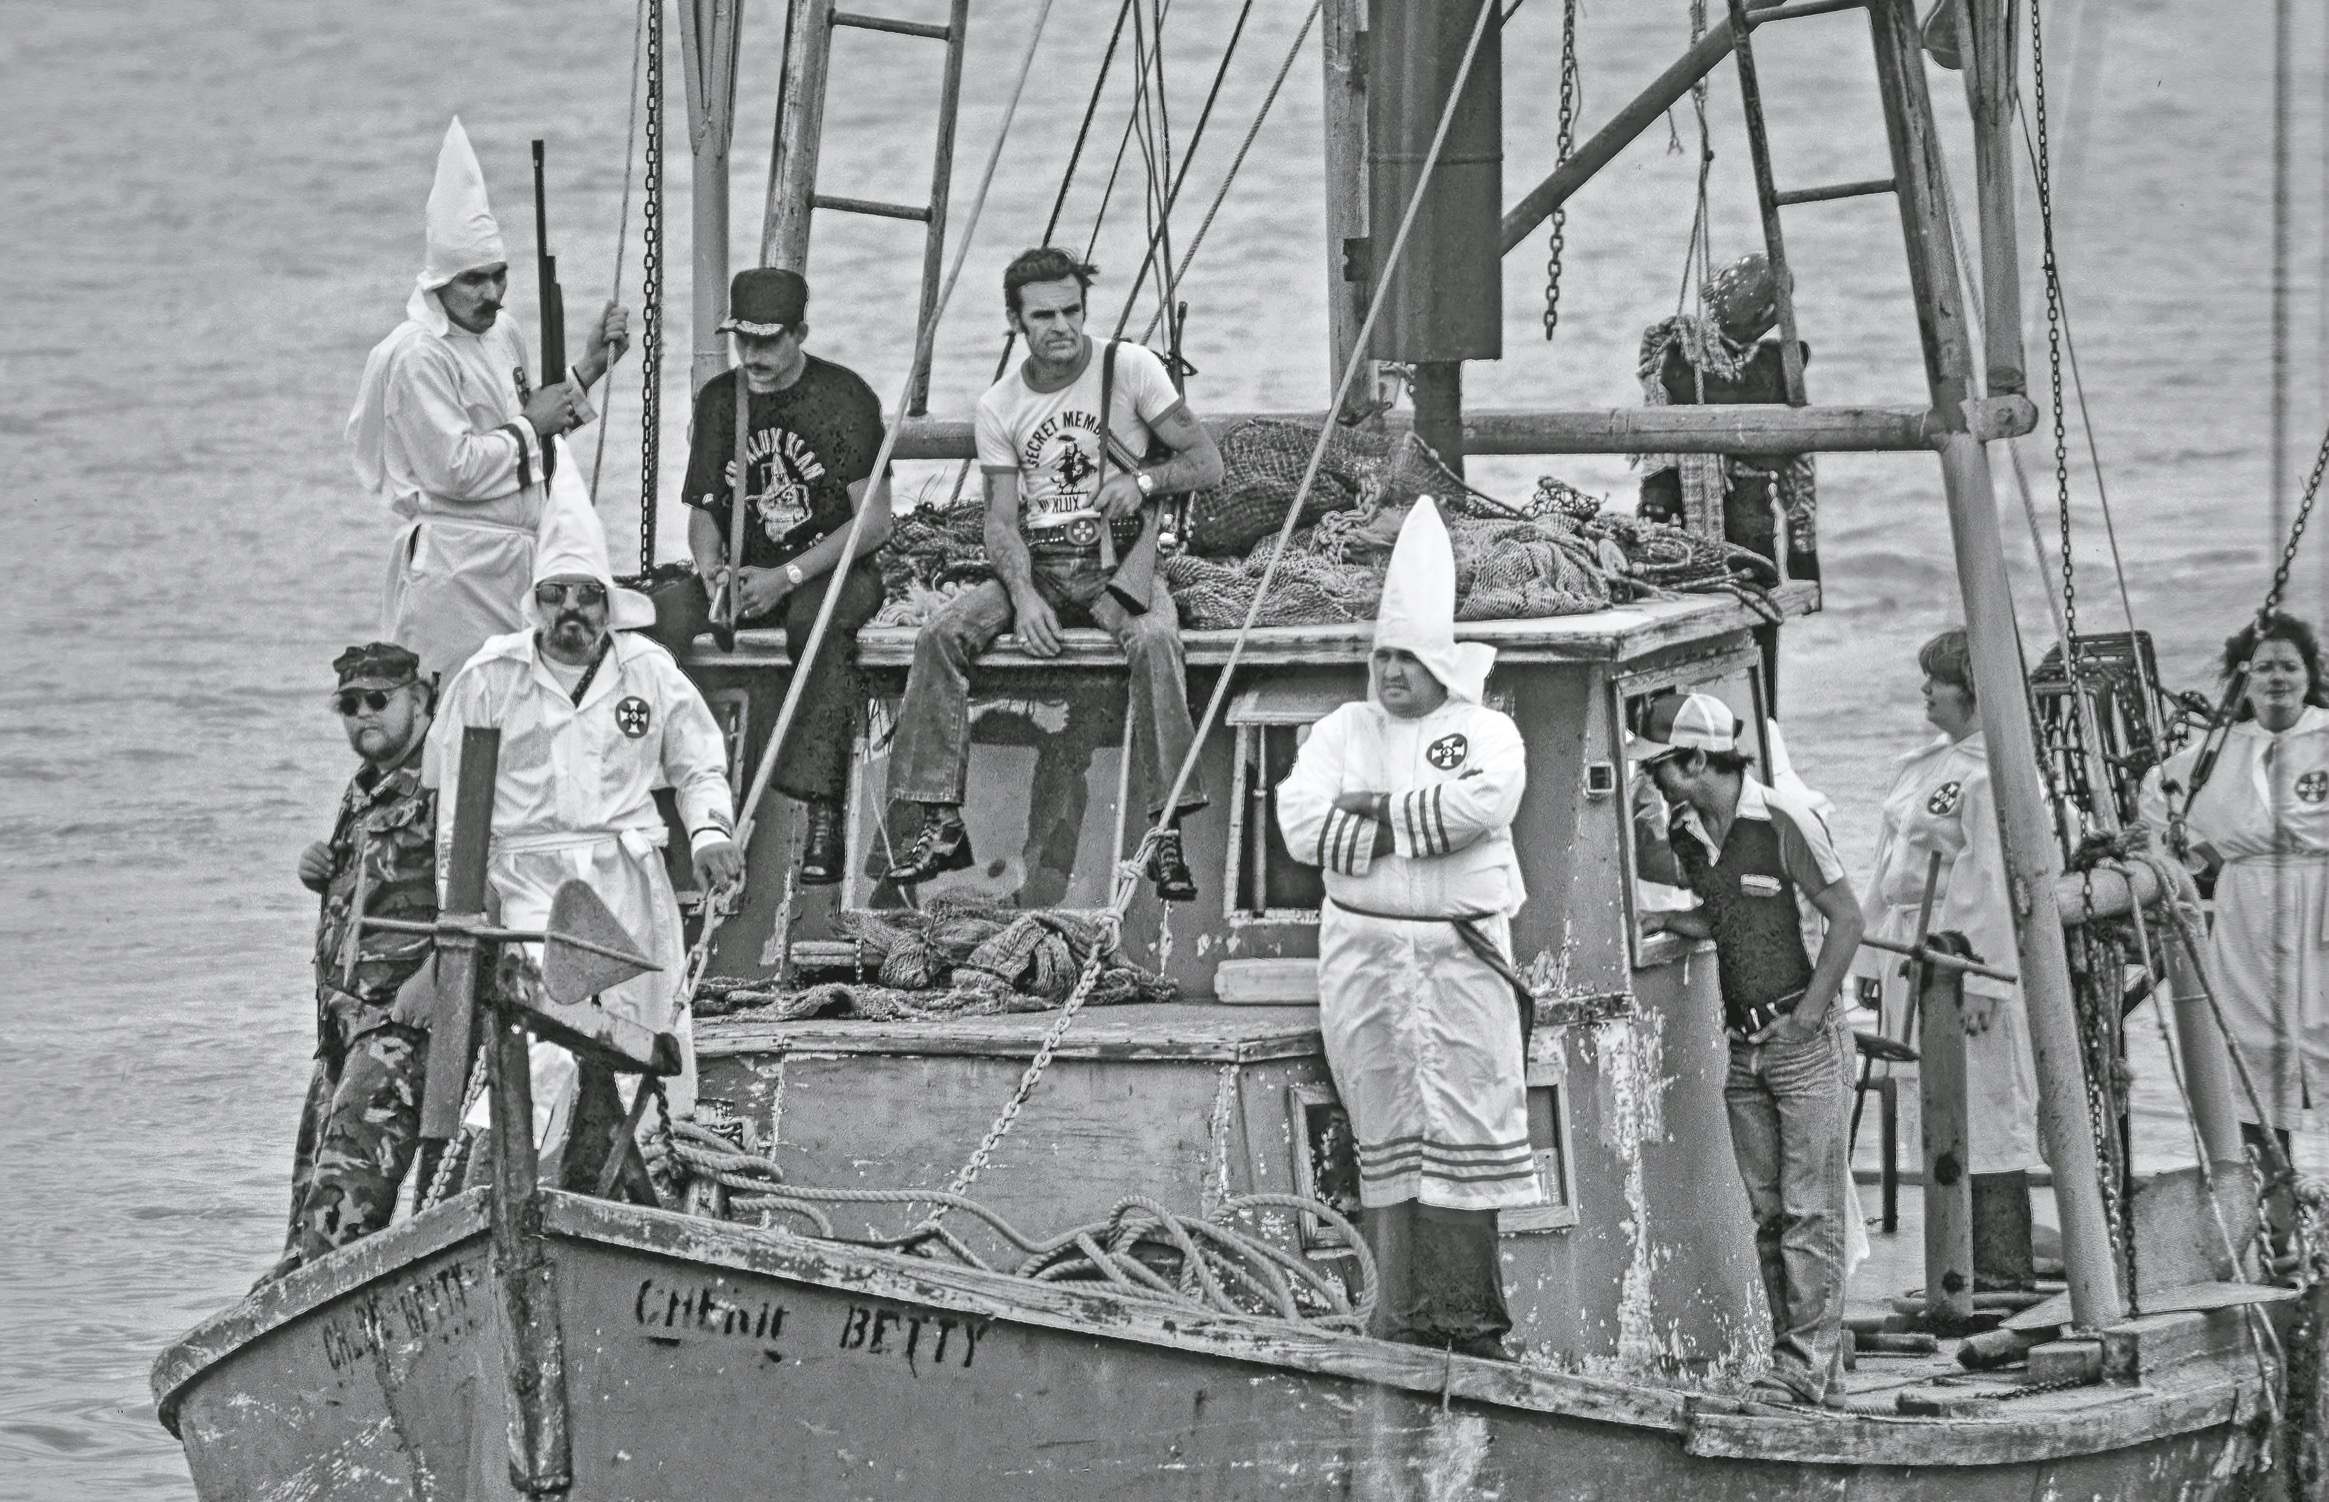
[{"xmin": 531, "ymin": 140, "xmax": 567, "ymax": 422}]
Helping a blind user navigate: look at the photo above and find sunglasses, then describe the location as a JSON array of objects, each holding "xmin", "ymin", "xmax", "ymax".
[
  {"xmin": 534, "ymin": 581, "xmax": 608, "ymax": 608},
  {"xmin": 333, "ymin": 688, "xmax": 400, "ymax": 716}
]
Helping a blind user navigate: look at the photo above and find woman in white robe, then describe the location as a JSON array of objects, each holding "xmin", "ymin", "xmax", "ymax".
[
  {"xmin": 1852, "ymin": 629, "xmax": 2040, "ymax": 1286},
  {"xmin": 2142, "ymin": 614, "xmax": 2329, "ymax": 1154}
]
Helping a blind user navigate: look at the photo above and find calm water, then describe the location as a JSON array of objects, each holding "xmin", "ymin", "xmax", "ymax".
[{"xmin": 1, "ymin": 0, "xmax": 2320, "ymax": 1495}]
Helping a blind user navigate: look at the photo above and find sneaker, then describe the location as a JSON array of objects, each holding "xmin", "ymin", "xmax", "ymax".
[
  {"xmin": 883, "ymin": 807, "xmax": 974, "ymax": 885},
  {"xmin": 1146, "ymin": 827, "xmax": 1197, "ymax": 903},
  {"xmin": 799, "ymin": 799, "xmax": 846, "ymax": 886}
]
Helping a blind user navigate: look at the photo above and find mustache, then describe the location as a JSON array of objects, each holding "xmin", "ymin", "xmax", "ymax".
[{"xmin": 553, "ymin": 609, "xmax": 593, "ymax": 633}]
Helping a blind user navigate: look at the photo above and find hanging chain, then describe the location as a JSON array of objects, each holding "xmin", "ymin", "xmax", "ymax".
[
  {"xmin": 2262, "ymin": 426, "xmax": 2329, "ymax": 624},
  {"xmin": 637, "ymin": 0, "xmax": 666, "ymax": 572},
  {"xmin": 1541, "ymin": 0, "xmax": 1580, "ymax": 339},
  {"xmin": 2028, "ymin": 0, "xmax": 2075, "ymax": 660}
]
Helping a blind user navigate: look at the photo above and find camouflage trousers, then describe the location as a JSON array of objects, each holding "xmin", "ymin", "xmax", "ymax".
[{"xmin": 282, "ymin": 1023, "xmax": 431, "ymax": 1267}]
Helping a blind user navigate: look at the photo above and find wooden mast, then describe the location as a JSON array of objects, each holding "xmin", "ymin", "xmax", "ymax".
[
  {"xmin": 1320, "ymin": 0, "xmax": 1370, "ymax": 416},
  {"xmin": 1865, "ymin": 0, "xmax": 2125, "ymax": 1329},
  {"xmin": 677, "ymin": 0, "xmax": 746, "ymax": 395}
]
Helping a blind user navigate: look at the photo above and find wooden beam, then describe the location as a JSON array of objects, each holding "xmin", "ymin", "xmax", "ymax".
[
  {"xmin": 1772, "ymin": 176, "xmax": 1895, "ymax": 206},
  {"xmin": 1321, "ymin": 0, "xmax": 1371, "ymax": 412},
  {"xmin": 1499, "ymin": 0, "xmax": 1870, "ymax": 253},
  {"xmin": 885, "ymin": 399, "xmax": 2036, "ymax": 460},
  {"xmin": 765, "ymin": 0, "xmax": 834, "ymax": 276},
  {"xmin": 1961, "ymin": 0, "xmax": 2025, "ymax": 394},
  {"xmin": 676, "ymin": 0, "xmax": 746, "ymax": 396},
  {"xmin": 1868, "ymin": 0, "xmax": 2125, "ymax": 1331},
  {"xmin": 1918, "ymin": 948, "xmax": 1977, "ymax": 1330}
]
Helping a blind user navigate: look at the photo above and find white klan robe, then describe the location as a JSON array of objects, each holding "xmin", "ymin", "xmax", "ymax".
[
  {"xmin": 1276, "ymin": 499, "xmax": 1540, "ymax": 1213},
  {"xmin": 2142, "ymin": 706, "xmax": 2329, "ymax": 1132},
  {"xmin": 346, "ymin": 117, "xmax": 594, "ymax": 684},
  {"xmin": 426, "ymin": 510, "xmax": 734, "ymax": 1153},
  {"xmin": 1851, "ymin": 731, "xmax": 2041, "ymax": 1174}
]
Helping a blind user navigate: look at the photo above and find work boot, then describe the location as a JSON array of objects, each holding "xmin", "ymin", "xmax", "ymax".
[
  {"xmin": 799, "ymin": 799, "xmax": 847, "ymax": 886},
  {"xmin": 1146, "ymin": 826, "xmax": 1198, "ymax": 903},
  {"xmin": 884, "ymin": 805, "xmax": 973, "ymax": 885}
]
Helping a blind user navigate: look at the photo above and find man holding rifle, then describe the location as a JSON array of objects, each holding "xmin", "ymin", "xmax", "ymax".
[
  {"xmin": 670, "ymin": 268, "xmax": 892, "ymax": 886},
  {"xmin": 884, "ymin": 248, "xmax": 1223, "ymax": 898},
  {"xmin": 347, "ymin": 118, "xmax": 632, "ymax": 683}
]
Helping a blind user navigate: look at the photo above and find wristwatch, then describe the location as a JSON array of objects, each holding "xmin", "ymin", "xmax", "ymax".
[
  {"xmin": 785, "ymin": 562, "xmax": 806, "ymax": 587},
  {"xmin": 1136, "ymin": 470, "xmax": 1157, "ymax": 498}
]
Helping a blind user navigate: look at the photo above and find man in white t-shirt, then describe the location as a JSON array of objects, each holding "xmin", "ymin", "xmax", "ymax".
[{"xmin": 884, "ymin": 248, "xmax": 1224, "ymax": 898}]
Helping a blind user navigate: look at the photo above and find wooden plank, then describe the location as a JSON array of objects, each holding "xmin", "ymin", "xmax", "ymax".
[
  {"xmin": 684, "ymin": 585, "xmax": 1821, "ymax": 673},
  {"xmin": 697, "ymin": 1002, "xmax": 1328, "ymax": 1064},
  {"xmin": 1682, "ymin": 1380, "xmax": 2249, "ymax": 1465},
  {"xmin": 2144, "ymin": 1281, "xmax": 2301, "ymax": 1315},
  {"xmin": 888, "ymin": 404, "xmax": 2039, "ymax": 460},
  {"xmin": 1918, "ymin": 960, "xmax": 1976, "ymax": 1327},
  {"xmin": 1320, "ymin": 0, "xmax": 1370, "ymax": 412}
]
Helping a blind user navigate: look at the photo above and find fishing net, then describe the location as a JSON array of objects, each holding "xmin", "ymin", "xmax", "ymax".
[
  {"xmin": 694, "ymin": 890, "xmax": 1175, "ymax": 1021},
  {"xmin": 871, "ymin": 420, "xmax": 1773, "ymax": 630}
]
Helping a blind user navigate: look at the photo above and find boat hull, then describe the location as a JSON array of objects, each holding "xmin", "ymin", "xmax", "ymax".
[{"xmin": 157, "ymin": 1191, "xmax": 2269, "ymax": 1501}]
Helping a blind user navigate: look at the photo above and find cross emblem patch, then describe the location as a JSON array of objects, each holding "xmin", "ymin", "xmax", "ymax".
[
  {"xmin": 2299, "ymin": 770, "xmax": 2329, "ymax": 804},
  {"xmin": 615, "ymin": 696, "xmax": 652, "ymax": 739},
  {"xmin": 1925, "ymin": 781, "xmax": 1962, "ymax": 816},
  {"xmin": 1426, "ymin": 733, "xmax": 1468, "ymax": 770}
]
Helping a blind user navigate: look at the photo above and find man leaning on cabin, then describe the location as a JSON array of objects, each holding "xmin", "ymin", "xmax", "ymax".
[
  {"xmin": 1275, "ymin": 499, "xmax": 1538, "ymax": 1360},
  {"xmin": 269, "ymin": 643, "xmax": 439, "ymax": 1282},
  {"xmin": 426, "ymin": 509, "xmax": 742, "ymax": 1181},
  {"xmin": 882, "ymin": 247, "xmax": 1224, "ymax": 901},
  {"xmin": 1629, "ymin": 692, "xmax": 1862, "ymax": 1407},
  {"xmin": 663, "ymin": 267, "xmax": 893, "ymax": 886},
  {"xmin": 345, "ymin": 117, "xmax": 633, "ymax": 685}
]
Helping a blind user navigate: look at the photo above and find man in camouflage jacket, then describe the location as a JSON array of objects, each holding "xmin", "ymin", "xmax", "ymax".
[{"xmin": 273, "ymin": 642, "xmax": 439, "ymax": 1277}]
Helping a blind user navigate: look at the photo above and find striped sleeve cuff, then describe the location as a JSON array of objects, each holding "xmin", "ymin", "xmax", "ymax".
[
  {"xmin": 1391, "ymin": 786, "xmax": 1452, "ymax": 858},
  {"xmin": 1313, "ymin": 807, "xmax": 1378, "ymax": 876}
]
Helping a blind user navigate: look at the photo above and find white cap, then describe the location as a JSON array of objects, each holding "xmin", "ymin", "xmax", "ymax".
[
  {"xmin": 1624, "ymin": 691, "xmax": 1741, "ymax": 760},
  {"xmin": 419, "ymin": 117, "xmax": 507, "ymax": 293},
  {"xmin": 1373, "ymin": 497, "xmax": 1496, "ymax": 704}
]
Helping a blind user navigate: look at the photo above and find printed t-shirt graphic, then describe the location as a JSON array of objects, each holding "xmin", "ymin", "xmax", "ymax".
[
  {"xmin": 975, "ymin": 341, "xmax": 1186, "ymax": 533},
  {"xmin": 682, "ymin": 356, "xmax": 887, "ymax": 570}
]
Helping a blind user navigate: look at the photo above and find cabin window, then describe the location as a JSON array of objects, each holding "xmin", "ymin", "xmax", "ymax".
[
  {"xmin": 1286, "ymin": 1083, "xmax": 1364, "ymax": 1257},
  {"xmin": 1501, "ymin": 1059, "xmax": 1580, "ymax": 1233},
  {"xmin": 1225, "ymin": 675, "xmax": 1366, "ymax": 925},
  {"xmin": 1613, "ymin": 651, "xmax": 1767, "ymax": 970}
]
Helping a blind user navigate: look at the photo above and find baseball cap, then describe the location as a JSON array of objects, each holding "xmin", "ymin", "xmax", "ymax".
[{"xmin": 1624, "ymin": 691, "xmax": 1740, "ymax": 761}]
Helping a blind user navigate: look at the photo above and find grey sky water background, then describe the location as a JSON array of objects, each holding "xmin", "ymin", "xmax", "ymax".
[{"xmin": 1, "ymin": 0, "xmax": 2323, "ymax": 1494}]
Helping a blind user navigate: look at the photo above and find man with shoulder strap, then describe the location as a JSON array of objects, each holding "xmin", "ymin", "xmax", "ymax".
[
  {"xmin": 1628, "ymin": 691, "xmax": 1862, "ymax": 1407},
  {"xmin": 426, "ymin": 507, "xmax": 741, "ymax": 1175},
  {"xmin": 346, "ymin": 118, "xmax": 632, "ymax": 684},
  {"xmin": 883, "ymin": 247, "xmax": 1224, "ymax": 900}
]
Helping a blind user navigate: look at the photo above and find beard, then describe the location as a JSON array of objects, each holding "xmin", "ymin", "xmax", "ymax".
[{"xmin": 551, "ymin": 610, "xmax": 597, "ymax": 649}]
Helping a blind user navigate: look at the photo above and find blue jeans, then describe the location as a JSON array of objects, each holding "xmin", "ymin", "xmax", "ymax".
[{"xmin": 1724, "ymin": 1016, "xmax": 1850, "ymax": 1400}]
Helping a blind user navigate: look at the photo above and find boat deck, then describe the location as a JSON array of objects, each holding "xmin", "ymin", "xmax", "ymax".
[{"xmin": 678, "ymin": 581, "xmax": 1819, "ymax": 670}]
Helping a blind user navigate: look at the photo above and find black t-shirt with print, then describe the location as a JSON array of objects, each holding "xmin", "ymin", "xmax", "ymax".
[{"xmin": 682, "ymin": 357, "xmax": 887, "ymax": 570}]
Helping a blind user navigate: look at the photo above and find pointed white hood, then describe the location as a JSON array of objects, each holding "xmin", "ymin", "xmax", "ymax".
[
  {"xmin": 527, "ymin": 493, "xmax": 659, "ymax": 634},
  {"xmin": 1373, "ymin": 497, "xmax": 1495, "ymax": 704},
  {"xmin": 346, "ymin": 119, "xmax": 513, "ymax": 501},
  {"xmin": 419, "ymin": 116, "xmax": 507, "ymax": 298}
]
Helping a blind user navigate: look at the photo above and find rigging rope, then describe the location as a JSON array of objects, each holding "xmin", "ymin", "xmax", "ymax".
[
  {"xmin": 636, "ymin": 0, "xmax": 666, "ymax": 571},
  {"xmin": 1135, "ymin": 0, "xmax": 1320, "ymax": 345},
  {"xmin": 590, "ymin": 0, "xmax": 651, "ymax": 504}
]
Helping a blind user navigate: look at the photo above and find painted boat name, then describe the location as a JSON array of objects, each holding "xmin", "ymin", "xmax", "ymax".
[
  {"xmin": 634, "ymin": 1277, "xmax": 983, "ymax": 1372},
  {"xmin": 319, "ymin": 1258, "xmax": 482, "ymax": 1372}
]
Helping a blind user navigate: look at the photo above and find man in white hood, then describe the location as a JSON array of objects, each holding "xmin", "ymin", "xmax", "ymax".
[
  {"xmin": 426, "ymin": 506, "xmax": 741, "ymax": 1170},
  {"xmin": 1275, "ymin": 498, "xmax": 1537, "ymax": 1358},
  {"xmin": 348, "ymin": 118, "xmax": 634, "ymax": 683}
]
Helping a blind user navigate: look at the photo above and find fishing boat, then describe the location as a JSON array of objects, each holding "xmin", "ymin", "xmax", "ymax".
[{"xmin": 154, "ymin": 0, "xmax": 2319, "ymax": 1496}]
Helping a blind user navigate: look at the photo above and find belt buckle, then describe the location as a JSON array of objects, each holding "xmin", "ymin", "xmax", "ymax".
[{"xmin": 1064, "ymin": 517, "xmax": 1100, "ymax": 549}]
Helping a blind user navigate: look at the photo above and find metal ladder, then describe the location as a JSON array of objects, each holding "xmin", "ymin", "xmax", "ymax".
[
  {"xmin": 1722, "ymin": 0, "xmax": 2024, "ymax": 407},
  {"xmin": 764, "ymin": 0, "xmax": 971, "ymax": 415}
]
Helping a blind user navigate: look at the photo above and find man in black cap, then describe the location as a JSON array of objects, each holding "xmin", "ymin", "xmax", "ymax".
[
  {"xmin": 273, "ymin": 643, "xmax": 440, "ymax": 1278},
  {"xmin": 671, "ymin": 267, "xmax": 891, "ymax": 884}
]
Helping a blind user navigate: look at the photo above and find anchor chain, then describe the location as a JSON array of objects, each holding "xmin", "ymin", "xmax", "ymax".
[
  {"xmin": 1541, "ymin": 0, "xmax": 1580, "ymax": 339},
  {"xmin": 637, "ymin": 0, "xmax": 666, "ymax": 570}
]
